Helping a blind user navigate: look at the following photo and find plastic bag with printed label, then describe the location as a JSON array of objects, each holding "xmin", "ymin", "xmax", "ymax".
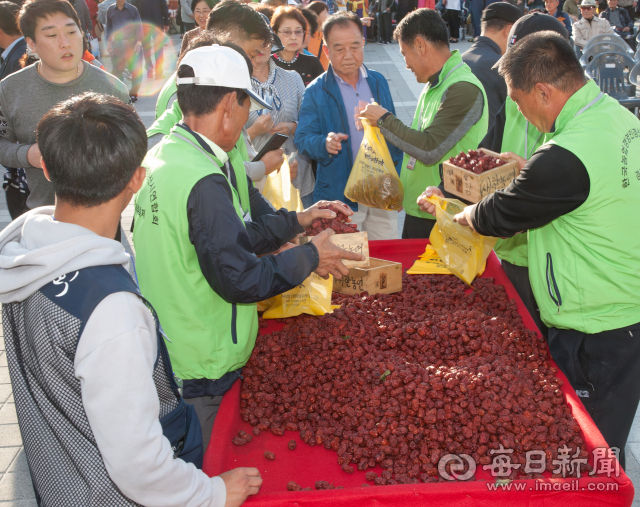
[
  {"xmin": 344, "ymin": 119, "xmax": 403, "ymax": 211},
  {"xmin": 262, "ymin": 155, "xmax": 303, "ymax": 212},
  {"xmin": 261, "ymin": 273, "xmax": 335, "ymax": 319},
  {"xmin": 425, "ymin": 195, "xmax": 497, "ymax": 285},
  {"xmin": 407, "ymin": 244, "xmax": 488, "ymax": 277}
]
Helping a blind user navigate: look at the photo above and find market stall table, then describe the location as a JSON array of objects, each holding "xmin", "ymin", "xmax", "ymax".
[{"xmin": 203, "ymin": 239, "xmax": 634, "ymax": 506}]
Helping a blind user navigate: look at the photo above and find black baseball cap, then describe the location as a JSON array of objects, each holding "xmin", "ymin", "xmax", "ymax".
[
  {"xmin": 492, "ymin": 12, "xmax": 570, "ymax": 69},
  {"xmin": 481, "ymin": 2, "xmax": 522, "ymax": 23}
]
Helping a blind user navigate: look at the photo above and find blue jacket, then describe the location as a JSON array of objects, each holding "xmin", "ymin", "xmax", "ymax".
[{"xmin": 294, "ymin": 65, "xmax": 403, "ymax": 210}]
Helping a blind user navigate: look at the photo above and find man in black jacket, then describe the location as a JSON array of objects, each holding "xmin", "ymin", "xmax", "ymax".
[
  {"xmin": 462, "ymin": 2, "xmax": 521, "ymax": 127},
  {"xmin": 370, "ymin": 0, "xmax": 396, "ymax": 44},
  {"xmin": 132, "ymin": 0, "xmax": 169, "ymax": 79}
]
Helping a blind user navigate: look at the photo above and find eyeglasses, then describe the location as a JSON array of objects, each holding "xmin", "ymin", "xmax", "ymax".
[{"xmin": 278, "ymin": 29, "xmax": 305, "ymax": 38}]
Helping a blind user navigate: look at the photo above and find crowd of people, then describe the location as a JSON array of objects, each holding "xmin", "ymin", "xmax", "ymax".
[{"xmin": 0, "ymin": 0, "xmax": 639, "ymax": 505}]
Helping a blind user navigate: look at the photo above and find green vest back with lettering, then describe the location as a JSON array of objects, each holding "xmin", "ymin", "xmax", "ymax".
[
  {"xmin": 493, "ymin": 98, "xmax": 552, "ymax": 267},
  {"xmin": 400, "ymin": 51, "xmax": 489, "ymax": 219},
  {"xmin": 528, "ymin": 80, "xmax": 640, "ymax": 333},
  {"xmin": 133, "ymin": 127, "xmax": 258, "ymax": 380}
]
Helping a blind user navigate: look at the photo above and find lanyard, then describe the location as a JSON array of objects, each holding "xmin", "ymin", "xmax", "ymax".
[{"xmin": 523, "ymin": 92, "xmax": 604, "ymax": 159}]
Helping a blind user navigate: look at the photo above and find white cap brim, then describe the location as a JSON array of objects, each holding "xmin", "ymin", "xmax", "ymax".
[{"xmin": 247, "ymin": 89, "xmax": 273, "ymax": 111}]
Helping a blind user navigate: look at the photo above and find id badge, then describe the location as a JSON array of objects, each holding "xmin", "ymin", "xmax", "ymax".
[{"xmin": 406, "ymin": 157, "xmax": 416, "ymax": 170}]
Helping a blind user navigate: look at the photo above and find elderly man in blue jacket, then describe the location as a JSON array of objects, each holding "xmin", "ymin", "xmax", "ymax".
[{"xmin": 295, "ymin": 12, "xmax": 403, "ymax": 240}]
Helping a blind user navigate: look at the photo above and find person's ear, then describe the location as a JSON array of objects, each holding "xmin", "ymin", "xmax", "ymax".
[
  {"xmin": 535, "ymin": 82, "xmax": 551, "ymax": 106},
  {"xmin": 42, "ymin": 159, "xmax": 51, "ymax": 182},
  {"xmin": 26, "ymin": 36, "xmax": 36, "ymax": 53},
  {"xmin": 126, "ymin": 166, "xmax": 147, "ymax": 195}
]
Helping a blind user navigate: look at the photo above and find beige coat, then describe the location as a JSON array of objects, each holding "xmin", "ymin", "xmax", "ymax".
[{"xmin": 573, "ymin": 16, "xmax": 615, "ymax": 47}]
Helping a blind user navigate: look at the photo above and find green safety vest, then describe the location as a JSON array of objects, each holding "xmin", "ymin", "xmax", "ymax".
[
  {"xmin": 154, "ymin": 72, "xmax": 177, "ymax": 121},
  {"xmin": 400, "ymin": 50, "xmax": 489, "ymax": 219},
  {"xmin": 528, "ymin": 80, "xmax": 640, "ymax": 333},
  {"xmin": 133, "ymin": 126, "xmax": 258, "ymax": 381},
  {"xmin": 493, "ymin": 98, "xmax": 552, "ymax": 267}
]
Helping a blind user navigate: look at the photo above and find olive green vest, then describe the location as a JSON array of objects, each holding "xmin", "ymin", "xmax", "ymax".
[
  {"xmin": 400, "ymin": 51, "xmax": 489, "ymax": 218},
  {"xmin": 133, "ymin": 126, "xmax": 258, "ymax": 380},
  {"xmin": 493, "ymin": 98, "xmax": 552, "ymax": 267},
  {"xmin": 528, "ymin": 80, "xmax": 640, "ymax": 333}
]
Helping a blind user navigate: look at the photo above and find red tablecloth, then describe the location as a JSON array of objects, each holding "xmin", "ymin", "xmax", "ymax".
[{"xmin": 203, "ymin": 239, "xmax": 634, "ymax": 507}]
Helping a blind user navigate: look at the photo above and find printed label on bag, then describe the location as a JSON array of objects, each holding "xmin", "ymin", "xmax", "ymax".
[{"xmin": 407, "ymin": 157, "xmax": 416, "ymax": 170}]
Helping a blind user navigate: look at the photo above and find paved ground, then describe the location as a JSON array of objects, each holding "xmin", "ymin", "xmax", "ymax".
[{"xmin": 2, "ymin": 33, "xmax": 640, "ymax": 506}]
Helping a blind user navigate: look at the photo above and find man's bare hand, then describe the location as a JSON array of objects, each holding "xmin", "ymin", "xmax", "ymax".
[
  {"xmin": 326, "ymin": 132, "xmax": 348, "ymax": 155},
  {"xmin": 219, "ymin": 467, "xmax": 262, "ymax": 507},
  {"xmin": 27, "ymin": 144, "xmax": 42, "ymax": 168},
  {"xmin": 297, "ymin": 199, "xmax": 354, "ymax": 228},
  {"xmin": 311, "ymin": 229, "xmax": 365, "ymax": 280},
  {"xmin": 261, "ymin": 149, "xmax": 285, "ymax": 176},
  {"xmin": 500, "ymin": 151, "xmax": 527, "ymax": 170},
  {"xmin": 416, "ymin": 186, "xmax": 443, "ymax": 215},
  {"xmin": 359, "ymin": 103, "xmax": 389, "ymax": 124},
  {"xmin": 453, "ymin": 205, "xmax": 476, "ymax": 231}
]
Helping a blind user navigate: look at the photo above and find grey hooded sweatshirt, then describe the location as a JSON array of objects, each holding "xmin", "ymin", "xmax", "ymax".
[{"xmin": 0, "ymin": 207, "xmax": 225, "ymax": 507}]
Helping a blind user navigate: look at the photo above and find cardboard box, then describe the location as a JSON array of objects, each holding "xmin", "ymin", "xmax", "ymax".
[
  {"xmin": 332, "ymin": 257, "xmax": 402, "ymax": 295},
  {"xmin": 443, "ymin": 148, "xmax": 520, "ymax": 203},
  {"xmin": 301, "ymin": 231, "xmax": 370, "ymax": 268}
]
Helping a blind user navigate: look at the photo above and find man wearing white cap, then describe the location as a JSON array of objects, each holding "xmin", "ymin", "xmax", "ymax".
[
  {"xmin": 133, "ymin": 46, "xmax": 363, "ymax": 447},
  {"xmin": 573, "ymin": 0, "xmax": 614, "ymax": 48}
]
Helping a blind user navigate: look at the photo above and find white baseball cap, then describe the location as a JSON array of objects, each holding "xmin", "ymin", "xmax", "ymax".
[{"xmin": 176, "ymin": 45, "xmax": 272, "ymax": 112}]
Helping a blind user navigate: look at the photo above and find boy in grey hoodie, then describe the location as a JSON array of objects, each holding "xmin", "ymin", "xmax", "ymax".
[{"xmin": 0, "ymin": 92, "xmax": 261, "ymax": 507}]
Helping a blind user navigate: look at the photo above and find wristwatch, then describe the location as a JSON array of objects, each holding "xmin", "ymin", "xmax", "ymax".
[{"xmin": 377, "ymin": 112, "xmax": 392, "ymax": 128}]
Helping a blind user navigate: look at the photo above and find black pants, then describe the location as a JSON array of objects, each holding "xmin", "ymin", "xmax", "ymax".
[
  {"xmin": 501, "ymin": 260, "xmax": 548, "ymax": 340},
  {"xmin": 184, "ymin": 395, "xmax": 224, "ymax": 450},
  {"xmin": 624, "ymin": 4, "xmax": 635, "ymax": 20},
  {"xmin": 548, "ymin": 321, "xmax": 640, "ymax": 470},
  {"xmin": 402, "ymin": 214, "xmax": 436, "ymax": 239},
  {"xmin": 5, "ymin": 185, "xmax": 30, "ymax": 220},
  {"xmin": 446, "ymin": 9, "xmax": 460, "ymax": 40},
  {"xmin": 378, "ymin": 11, "xmax": 392, "ymax": 42}
]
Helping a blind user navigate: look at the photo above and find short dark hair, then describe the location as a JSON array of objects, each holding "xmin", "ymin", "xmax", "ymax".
[
  {"xmin": 206, "ymin": 0, "xmax": 272, "ymax": 44},
  {"xmin": 19, "ymin": 0, "xmax": 81, "ymax": 41},
  {"xmin": 190, "ymin": 0, "xmax": 216, "ymax": 15},
  {"xmin": 0, "ymin": 1, "xmax": 20, "ymax": 36},
  {"xmin": 307, "ymin": 0, "xmax": 328, "ymax": 16},
  {"xmin": 37, "ymin": 93, "xmax": 147, "ymax": 207},
  {"xmin": 300, "ymin": 7, "xmax": 318, "ymax": 36},
  {"xmin": 481, "ymin": 17, "xmax": 513, "ymax": 33},
  {"xmin": 177, "ymin": 30, "xmax": 222, "ymax": 64},
  {"xmin": 393, "ymin": 8, "xmax": 449, "ymax": 48},
  {"xmin": 177, "ymin": 50, "xmax": 251, "ymax": 117},
  {"xmin": 271, "ymin": 6, "xmax": 307, "ymax": 34},
  {"xmin": 251, "ymin": 3, "xmax": 274, "ymax": 21},
  {"xmin": 263, "ymin": 0, "xmax": 285, "ymax": 7},
  {"xmin": 322, "ymin": 11, "xmax": 363, "ymax": 42},
  {"xmin": 498, "ymin": 31, "xmax": 586, "ymax": 93}
]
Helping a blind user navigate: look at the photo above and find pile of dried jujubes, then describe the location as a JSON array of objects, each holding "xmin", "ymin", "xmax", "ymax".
[{"xmin": 238, "ymin": 274, "xmax": 586, "ymax": 486}]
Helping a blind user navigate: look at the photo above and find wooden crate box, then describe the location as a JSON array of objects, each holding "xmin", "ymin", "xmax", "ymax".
[
  {"xmin": 333, "ymin": 258, "xmax": 402, "ymax": 295},
  {"xmin": 443, "ymin": 148, "xmax": 520, "ymax": 203}
]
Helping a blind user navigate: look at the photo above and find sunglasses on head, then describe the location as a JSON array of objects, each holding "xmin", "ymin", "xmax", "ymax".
[{"xmin": 580, "ymin": 5, "xmax": 595, "ymax": 8}]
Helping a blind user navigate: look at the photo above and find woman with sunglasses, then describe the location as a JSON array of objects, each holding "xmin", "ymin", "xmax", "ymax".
[{"xmin": 271, "ymin": 6, "xmax": 324, "ymax": 86}]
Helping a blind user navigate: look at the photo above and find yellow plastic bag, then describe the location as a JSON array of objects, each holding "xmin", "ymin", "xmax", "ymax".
[
  {"xmin": 344, "ymin": 119, "xmax": 403, "ymax": 211},
  {"xmin": 407, "ymin": 244, "xmax": 488, "ymax": 276},
  {"xmin": 425, "ymin": 195, "xmax": 497, "ymax": 285},
  {"xmin": 262, "ymin": 273, "xmax": 334, "ymax": 319},
  {"xmin": 262, "ymin": 156, "xmax": 303, "ymax": 212}
]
